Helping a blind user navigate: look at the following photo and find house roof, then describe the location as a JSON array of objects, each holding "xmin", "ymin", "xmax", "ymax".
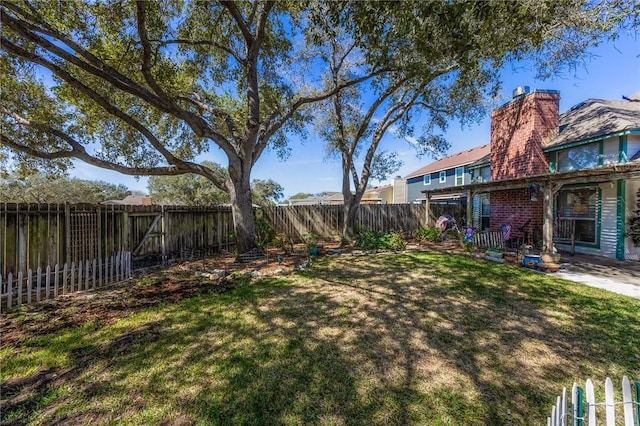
[
  {"xmin": 545, "ymin": 92, "xmax": 640, "ymax": 150},
  {"xmin": 362, "ymin": 185, "xmax": 393, "ymax": 200},
  {"xmin": 284, "ymin": 192, "xmax": 344, "ymax": 205},
  {"xmin": 103, "ymin": 194, "xmax": 152, "ymax": 205},
  {"xmin": 404, "ymin": 143, "xmax": 490, "ymax": 179}
]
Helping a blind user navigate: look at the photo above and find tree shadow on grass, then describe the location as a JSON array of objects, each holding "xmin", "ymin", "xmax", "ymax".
[{"xmin": 2, "ymin": 251, "xmax": 639, "ymax": 425}]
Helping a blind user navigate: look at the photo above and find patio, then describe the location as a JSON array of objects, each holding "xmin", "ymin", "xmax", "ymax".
[{"xmin": 552, "ymin": 251, "xmax": 640, "ymax": 298}]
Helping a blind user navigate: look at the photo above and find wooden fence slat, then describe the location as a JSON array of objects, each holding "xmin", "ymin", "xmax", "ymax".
[
  {"xmin": 6, "ymin": 273, "xmax": 11, "ymax": 309},
  {"xmin": 84, "ymin": 260, "xmax": 89, "ymax": 290},
  {"xmin": 92, "ymin": 259, "xmax": 97, "ymax": 289},
  {"xmin": 0, "ymin": 275, "xmax": 3, "ymax": 312},
  {"xmin": 36, "ymin": 267, "xmax": 42, "ymax": 302},
  {"xmin": 17, "ymin": 271, "xmax": 23, "ymax": 306},
  {"xmin": 77, "ymin": 261, "xmax": 82, "ymax": 292},
  {"xmin": 27, "ymin": 269, "xmax": 32, "ymax": 304},
  {"xmin": 62, "ymin": 262, "xmax": 68, "ymax": 295}
]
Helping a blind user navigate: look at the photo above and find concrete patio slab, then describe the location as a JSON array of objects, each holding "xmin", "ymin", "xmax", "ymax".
[{"xmin": 552, "ymin": 252, "xmax": 640, "ymax": 298}]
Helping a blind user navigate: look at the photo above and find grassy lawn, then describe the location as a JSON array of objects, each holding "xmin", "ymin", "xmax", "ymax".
[{"xmin": 1, "ymin": 251, "xmax": 639, "ymax": 425}]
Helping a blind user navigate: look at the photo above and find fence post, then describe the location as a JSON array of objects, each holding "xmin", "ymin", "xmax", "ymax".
[
  {"xmin": 161, "ymin": 206, "xmax": 167, "ymax": 265},
  {"xmin": 65, "ymin": 203, "xmax": 71, "ymax": 265}
]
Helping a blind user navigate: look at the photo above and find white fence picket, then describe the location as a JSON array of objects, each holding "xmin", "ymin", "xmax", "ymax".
[
  {"xmin": 1, "ymin": 252, "xmax": 131, "ymax": 309},
  {"xmin": 604, "ymin": 377, "xmax": 615, "ymax": 426},
  {"xmin": 621, "ymin": 376, "xmax": 634, "ymax": 426},
  {"xmin": 550, "ymin": 376, "xmax": 640, "ymax": 426},
  {"xmin": 54, "ymin": 263, "xmax": 59, "ymax": 297},
  {"xmin": 585, "ymin": 379, "xmax": 596, "ymax": 426},
  {"xmin": 46, "ymin": 265, "xmax": 51, "ymax": 300}
]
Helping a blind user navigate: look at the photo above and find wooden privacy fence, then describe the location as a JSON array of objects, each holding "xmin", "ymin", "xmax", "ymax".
[
  {"xmin": 548, "ymin": 376, "xmax": 640, "ymax": 426},
  {"xmin": 1, "ymin": 202, "xmax": 426, "ymax": 307},
  {"xmin": 261, "ymin": 204, "xmax": 426, "ymax": 241},
  {"xmin": 0, "ymin": 203, "xmax": 236, "ymax": 280},
  {"xmin": 1, "ymin": 251, "xmax": 131, "ymax": 311}
]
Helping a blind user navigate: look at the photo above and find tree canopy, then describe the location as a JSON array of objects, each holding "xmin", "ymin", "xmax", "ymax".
[
  {"xmin": 312, "ymin": 0, "xmax": 638, "ymax": 238},
  {"xmin": 148, "ymin": 161, "xmax": 283, "ymax": 206},
  {"xmin": 0, "ymin": 172, "xmax": 130, "ymax": 203}
]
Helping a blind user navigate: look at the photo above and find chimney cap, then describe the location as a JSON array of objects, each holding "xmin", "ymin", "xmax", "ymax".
[{"xmin": 513, "ymin": 86, "xmax": 531, "ymax": 98}]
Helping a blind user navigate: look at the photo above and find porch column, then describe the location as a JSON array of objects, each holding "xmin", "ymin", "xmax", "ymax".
[
  {"xmin": 466, "ymin": 189, "xmax": 473, "ymax": 227},
  {"xmin": 542, "ymin": 182, "xmax": 560, "ymax": 252}
]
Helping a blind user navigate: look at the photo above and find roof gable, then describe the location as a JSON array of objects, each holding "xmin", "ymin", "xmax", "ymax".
[{"xmin": 545, "ymin": 96, "xmax": 640, "ymax": 149}]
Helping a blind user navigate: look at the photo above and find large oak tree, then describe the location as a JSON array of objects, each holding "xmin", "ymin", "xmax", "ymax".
[{"xmin": 0, "ymin": 1, "xmax": 379, "ymax": 253}]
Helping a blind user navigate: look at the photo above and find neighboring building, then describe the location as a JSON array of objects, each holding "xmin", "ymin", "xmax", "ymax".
[
  {"xmin": 361, "ymin": 185, "xmax": 394, "ymax": 204},
  {"xmin": 403, "ymin": 144, "xmax": 490, "ymax": 204},
  {"xmin": 422, "ymin": 88, "xmax": 640, "ymax": 260},
  {"xmin": 284, "ymin": 192, "xmax": 344, "ymax": 206},
  {"xmin": 103, "ymin": 194, "xmax": 153, "ymax": 205}
]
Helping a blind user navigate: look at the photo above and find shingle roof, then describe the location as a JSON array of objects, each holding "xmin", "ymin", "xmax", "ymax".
[
  {"xmin": 404, "ymin": 143, "xmax": 490, "ymax": 179},
  {"xmin": 545, "ymin": 92, "xmax": 640, "ymax": 149}
]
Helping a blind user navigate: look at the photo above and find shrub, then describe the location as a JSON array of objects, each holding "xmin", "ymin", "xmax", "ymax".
[
  {"xmin": 416, "ymin": 226, "xmax": 441, "ymax": 242},
  {"xmin": 356, "ymin": 229, "xmax": 406, "ymax": 251}
]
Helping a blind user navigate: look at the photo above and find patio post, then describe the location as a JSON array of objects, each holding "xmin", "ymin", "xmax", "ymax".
[
  {"xmin": 542, "ymin": 182, "xmax": 560, "ymax": 252},
  {"xmin": 466, "ymin": 189, "xmax": 473, "ymax": 227},
  {"xmin": 425, "ymin": 194, "xmax": 431, "ymax": 227}
]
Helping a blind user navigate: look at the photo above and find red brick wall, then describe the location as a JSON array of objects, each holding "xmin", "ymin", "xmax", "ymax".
[
  {"xmin": 490, "ymin": 189, "xmax": 543, "ymax": 244},
  {"xmin": 490, "ymin": 91, "xmax": 559, "ymax": 180}
]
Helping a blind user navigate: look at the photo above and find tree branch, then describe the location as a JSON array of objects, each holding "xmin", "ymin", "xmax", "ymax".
[
  {"xmin": 152, "ymin": 38, "xmax": 245, "ymax": 64},
  {"xmin": 2, "ymin": 9, "xmax": 218, "ymax": 143},
  {"xmin": 220, "ymin": 1, "xmax": 252, "ymax": 44},
  {"xmin": 135, "ymin": 1, "xmax": 174, "ymax": 103},
  {"xmin": 1, "ymin": 37, "xmax": 191, "ymax": 169},
  {"xmin": 177, "ymin": 94, "xmax": 242, "ymax": 152}
]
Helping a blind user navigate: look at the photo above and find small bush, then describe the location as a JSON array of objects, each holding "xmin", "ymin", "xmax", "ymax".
[
  {"xmin": 356, "ymin": 229, "xmax": 406, "ymax": 251},
  {"xmin": 416, "ymin": 226, "xmax": 441, "ymax": 242}
]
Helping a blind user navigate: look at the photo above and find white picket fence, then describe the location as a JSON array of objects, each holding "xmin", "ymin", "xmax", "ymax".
[
  {"xmin": 548, "ymin": 376, "xmax": 640, "ymax": 426},
  {"xmin": 0, "ymin": 251, "xmax": 132, "ymax": 311}
]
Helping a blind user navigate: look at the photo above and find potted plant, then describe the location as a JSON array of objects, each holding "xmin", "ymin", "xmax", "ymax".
[{"xmin": 301, "ymin": 231, "xmax": 320, "ymax": 256}]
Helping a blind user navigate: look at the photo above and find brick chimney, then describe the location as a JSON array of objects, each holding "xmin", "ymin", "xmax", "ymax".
[
  {"xmin": 488, "ymin": 88, "xmax": 560, "ymax": 243},
  {"xmin": 490, "ymin": 89, "xmax": 560, "ymax": 180}
]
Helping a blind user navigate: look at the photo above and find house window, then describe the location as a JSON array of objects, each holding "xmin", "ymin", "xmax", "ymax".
[
  {"xmin": 557, "ymin": 143, "xmax": 599, "ymax": 172},
  {"xmin": 480, "ymin": 194, "xmax": 490, "ymax": 230},
  {"xmin": 455, "ymin": 167, "xmax": 464, "ymax": 186},
  {"xmin": 439, "ymin": 171, "xmax": 446, "ymax": 183},
  {"xmin": 479, "ymin": 167, "xmax": 490, "ymax": 183},
  {"xmin": 555, "ymin": 186, "xmax": 598, "ymax": 244},
  {"xmin": 423, "ymin": 174, "xmax": 431, "ymax": 185}
]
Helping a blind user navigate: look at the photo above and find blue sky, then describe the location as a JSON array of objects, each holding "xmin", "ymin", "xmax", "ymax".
[{"xmin": 71, "ymin": 31, "xmax": 640, "ymax": 198}]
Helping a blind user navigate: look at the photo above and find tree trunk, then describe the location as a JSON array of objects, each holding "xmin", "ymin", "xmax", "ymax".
[
  {"xmin": 341, "ymin": 195, "xmax": 358, "ymax": 243},
  {"xmin": 227, "ymin": 162, "xmax": 257, "ymax": 255}
]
